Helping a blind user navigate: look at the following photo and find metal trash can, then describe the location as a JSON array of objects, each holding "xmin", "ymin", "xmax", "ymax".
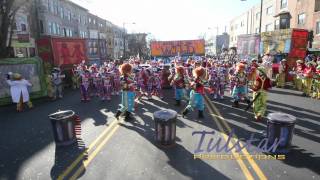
[
  {"xmin": 154, "ymin": 109, "xmax": 177, "ymax": 146},
  {"xmin": 267, "ymin": 112, "xmax": 296, "ymax": 153},
  {"xmin": 49, "ymin": 110, "xmax": 77, "ymax": 146}
]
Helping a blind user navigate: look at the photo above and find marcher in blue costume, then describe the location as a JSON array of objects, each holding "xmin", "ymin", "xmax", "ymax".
[
  {"xmin": 115, "ymin": 63, "xmax": 135, "ymax": 121},
  {"xmin": 182, "ymin": 67, "xmax": 206, "ymax": 118},
  {"xmin": 170, "ymin": 66, "xmax": 188, "ymax": 106}
]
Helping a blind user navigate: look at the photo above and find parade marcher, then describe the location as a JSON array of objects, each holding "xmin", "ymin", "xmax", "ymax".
[
  {"xmin": 90, "ymin": 65, "xmax": 99, "ymax": 97},
  {"xmin": 215, "ymin": 63, "xmax": 228, "ymax": 99},
  {"xmin": 248, "ymin": 58, "xmax": 259, "ymax": 85},
  {"xmin": 152, "ymin": 71, "xmax": 164, "ymax": 99},
  {"xmin": 115, "ymin": 63, "xmax": 135, "ymax": 121},
  {"xmin": 50, "ymin": 67, "xmax": 65, "ymax": 100},
  {"xmin": 80, "ymin": 69, "xmax": 91, "ymax": 101},
  {"xmin": 261, "ymin": 53, "xmax": 273, "ymax": 79},
  {"xmin": 112, "ymin": 63, "xmax": 121, "ymax": 96},
  {"xmin": 101, "ymin": 72, "xmax": 112, "ymax": 101},
  {"xmin": 6, "ymin": 73, "xmax": 33, "ymax": 112},
  {"xmin": 302, "ymin": 61, "xmax": 316, "ymax": 96},
  {"xmin": 145, "ymin": 68, "xmax": 154, "ymax": 100},
  {"xmin": 312, "ymin": 65, "xmax": 320, "ymax": 99},
  {"xmin": 294, "ymin": 60, "xmax": 305, "ymax": 91},
  {"xmin": 182, "ymin": 67, "xmax": 206, "ymax": 118},
  {"xmin": 228, "ymin": 63, "xmax": 237, "ymax": 95},
  {"xmin": 171, "ymin": 66, "xmax": 188, "ymax": 106},
  {"xmin": 232, "ymin": 63, "xmax": 250, "ymax": 107},
  {"xmin": 208, "ymin": 63, "xmax": 218, "ymax": 97},
  {"xmin": 71, "ymin": 65, "xmax": 81, "ymax": 90},
  {"xmin": 251, "ymin": 67, "xmax": 272, "ymax": 121},
  {"xmin": 276, "ymin": 59, "xmax": 288, "ymax": 88}
]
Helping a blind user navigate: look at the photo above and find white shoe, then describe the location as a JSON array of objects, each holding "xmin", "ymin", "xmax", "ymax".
[
  {"xmin": 220, "ymin": 96, "xmax": 224, "ymax": 100},
  {"xmin": 214, "ymin": 94, "xmax": 217, "ymax": 99}
]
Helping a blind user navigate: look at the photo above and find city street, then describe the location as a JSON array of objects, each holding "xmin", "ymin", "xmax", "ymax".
[{"xmin": 0, "ymin": 87, "xmax": 319, "ymax": 180}]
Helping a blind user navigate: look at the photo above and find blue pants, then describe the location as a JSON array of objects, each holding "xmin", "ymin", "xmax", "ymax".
[
  {"xmin": 175, "ymin": 88, "xmax": 184, "ymax": 100},
  {"xmin": 232, "ymin": 86, "xmax": 247, "ymax": 101},
  {"xmin": 186, "ymin": 91, "xmax": 204, "ymax": 111},
  {"xmin": 119, "ymin": 91, "xmax": 135, "ymax": 113}
]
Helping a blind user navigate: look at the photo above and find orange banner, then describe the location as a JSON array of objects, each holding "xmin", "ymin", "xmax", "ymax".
[{"xmin": 151, "ymin": 39, "xmax": 205, "ymax": 57}]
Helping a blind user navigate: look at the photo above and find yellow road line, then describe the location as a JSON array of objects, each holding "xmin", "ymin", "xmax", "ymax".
[
  {"xmin": 204, "ymin": 100, "xmax": 254, "ymax": 180},
  {"xmin": 57, "ymin": 119, "xmax": 119, "ymax": 180},
  {"xmin": 70, "ymin": 124, "xmax": 121, "ymax": 180},
  {"xmin": 205, "ymin": 95, "xmax": 267, "ymax": 180}
]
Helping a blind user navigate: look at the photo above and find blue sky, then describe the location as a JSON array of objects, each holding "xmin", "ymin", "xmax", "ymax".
[{"xmin": 72, "ymin": 0, "xmax": 260, "ymax": 40}]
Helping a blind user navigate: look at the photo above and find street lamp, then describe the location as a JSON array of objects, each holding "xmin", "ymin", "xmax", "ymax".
[
  {"xmin": 123, "ymin": 22, "xmax": 136, "ymax": 59},
  {"xmin": 241, "ymin": 0, "xmax": 263, "ymax": 34}
]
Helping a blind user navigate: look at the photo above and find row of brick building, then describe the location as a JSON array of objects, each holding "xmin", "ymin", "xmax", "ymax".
[
  {"xmin": 10, "ymin": 0, "xmax": 147, "ymax": 61},
  {"xmin": 229, "ymin": 0, "xmax": 320, "ymax": 49}
]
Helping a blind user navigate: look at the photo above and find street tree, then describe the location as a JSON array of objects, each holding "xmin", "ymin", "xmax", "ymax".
[{"xmin": 0, "ymin": 0, "xmax": 30, "ymax": 59}]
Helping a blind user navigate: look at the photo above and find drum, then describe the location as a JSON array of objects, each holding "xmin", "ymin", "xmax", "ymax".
[
  {"xmin": 49, "ymin": 110, "xmax": 79, "ymax": 146},
  {"xmin": 267, "ymin": 112, "xmax": 296, "ymax": 153},
  {"xmin": 154, "ymin": 109, "xmax": 177, "ymax": 147}
]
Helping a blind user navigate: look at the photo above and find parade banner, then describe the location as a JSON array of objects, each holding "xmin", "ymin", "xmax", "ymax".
[
  {"xmin": 260, "ymin": 29, "xmax": 308, "ymax": 58},
  {"xmin": 151, "ymin": 39, "xmax": 205, "ymax": 57},
  {"xmin": 260, "ymin": 29, "xmax": 292, "ymax": 54},
  {"xmin": 0, "ymin": 58, "xmax": 47, "ymax": 105},
  {"xmin": 37, "ymin": 38, "xmax": 54, "ymax": 64},
  {"xmin": 52, "ymin": 38, "xmax": 87, "ymax": 66},
  {"xmin": 237, "ymin": 34, "xmax": 260, "ymax": 57}
]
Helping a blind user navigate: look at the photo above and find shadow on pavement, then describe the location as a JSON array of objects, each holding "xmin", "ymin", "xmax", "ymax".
[
  {"xmin": 0, "ymin": 89, "xmax": 116, "ymax": 180},
  {"xmin": 209, "ymin": 94, "xmax": 320, "ymax": 176},
  {"xmin": 118, "ymin": 91, "xmax": 230, "ymax": 180},
  {"xmin": 269, "ymin": 89, "xmax": 303, "ymax": 97},
  {"xmin": 50, "ymin": 139, "xmax": 88, "ymax": 179}
]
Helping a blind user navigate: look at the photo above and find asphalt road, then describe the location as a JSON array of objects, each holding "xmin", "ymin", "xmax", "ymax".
[{"xmin": 0, "ymin": 87, "xmax": 319, "ymax": 180}]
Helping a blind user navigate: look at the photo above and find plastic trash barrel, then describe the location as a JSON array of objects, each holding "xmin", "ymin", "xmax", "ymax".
[
  {"xmin": 49, "ymin": 110, "xmax": 77, "ymax": 146},
  {"xmin": 154, "ymin": 109, "xmax": 177, "ymax": 147},
  {"xmin": 267, "ymin": 112, "xmax": 296, "ymax": 153}
]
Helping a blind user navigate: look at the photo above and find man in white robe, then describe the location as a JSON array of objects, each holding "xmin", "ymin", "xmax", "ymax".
[{"xmin": 6, "ymin": 73, "xmax": 33, "ymax": 111}]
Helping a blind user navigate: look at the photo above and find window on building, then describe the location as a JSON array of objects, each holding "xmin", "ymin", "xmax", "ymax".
[
  {"xmin": 63, "ymin": 28, "xmax": 66, "ymax": 37},
  {"xmin": 93, "ymin": 19, "xmax": 96, "ymax": 25},
  {"xmin": 298, "ymin": 13, "xmax": 305, "ymax": 25},
  {"xmin": 280, "ymin": 18, "xmax": 290, "ymax": 29},
  {"xmin": 316, "ymin": 21, "xmax": 320, "ymax": 34},
  {"xmin": 315, "ymin": 0, "xmax": 320, "ymax": 12},
  {"xmin": 265, "ymin": 23, "xmax": 273, "ymax": 32},
  {"xmin": 83, "ymin": 16, "xmax": 87, "ymax": 25},
  {"xmin": 274, "ymin": 19, "xmax": 280, "ymax": 30},
  {"xmin": 48, "ymin": 22, "xmax": 52, "ymax": 34},
  {"xmin": 281, "ymin": 0, "xmax": 287, "ymax": 9},
  {"xmin": 60, "ymin": 7, "xmax": 64, "ymax": 19},
  {"xmin": 57, "ymin": 24, "xmax": 60, "ymax": 35},
  {"xmin": 21, "ymin": 24, "xmax": 27, "ymax": 31},
  {"xmin": 52, "ymin": 23, "xmax": 57, "ymax": 34},
  {"xmin": 89, "ymin": 18, "xmax": 91, "ymax": 23},
  {"xmin": 54, "ymin": 1, "xmax": 58, "ymax": 15},
  {"xmin": 49, "ymin": 0, "xmax": 54, "ymax": 14},
  {"xmin": 256, "ymin": 12, "xmax": 260, "ymax": 20},
  {"xmin": 241, "ymin": 21, "xmax": 244, "ymax": 27},
  {"xmin": 255, "ymin": 27, "xmax": 259, "ymax": 33},
  {"xmin": 266, "ymin": 6, "xmax": 273, "ymax": 15},
  {"xmin": 39, "ymin": 20, "xmax": 44, "ymax": 33},
  {"xmin": 68, "ymin": 11, "xmax": 72, "ymax": 21}
]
